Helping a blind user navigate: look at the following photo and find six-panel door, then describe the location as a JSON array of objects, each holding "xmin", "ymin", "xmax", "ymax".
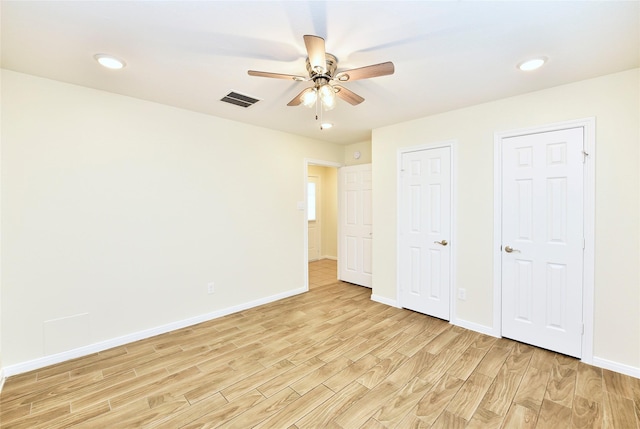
[
  {"xmin": 339, "ymin": 164, "xmax": 373, "ymax": 287},
  {"xmin": 399, "ymin": 147, "xmax": 452, "ymax": 320},
  {"xmin": 501, "ymin": 127, "xmax": 584, "ymax": 358}
]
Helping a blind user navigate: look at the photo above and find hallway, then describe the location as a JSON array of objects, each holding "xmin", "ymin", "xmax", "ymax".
[{"xmin": 308, "ymin": 259, "xmax": 338, "ymax": 289}]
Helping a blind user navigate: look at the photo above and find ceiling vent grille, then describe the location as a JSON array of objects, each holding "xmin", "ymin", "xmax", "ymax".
[{"xmin": 221, "ymin": 91, "xmax": 260, "ymax": 108}]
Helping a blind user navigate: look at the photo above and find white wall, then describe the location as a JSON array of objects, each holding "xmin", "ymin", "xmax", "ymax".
[
  {"xmin": 372, "ymin": 69, "xmax": 640, "ymax": 372},
  {"xmin": 1, "ymin": 70, "xmax": 344, "ymax": 368}
]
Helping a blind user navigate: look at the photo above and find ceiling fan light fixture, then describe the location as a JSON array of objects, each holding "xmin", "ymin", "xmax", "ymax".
[
  {"xmin": 518, "ymin": 57, "xmax": 547, "ymax": 71},
  {"xmin": 94, "ymin": 53, "xmax": 126, "ymax": 69},
  {"xmin": 322, "ymin": 98, "xmax": 336, "ymax": 111},
  {"xmin": 302, "ymin": 88, "xmax": 317, "ymax": 108},
  {"xmin": 318, "ymin": 84, "xmax": 336, "ymax": 110}
]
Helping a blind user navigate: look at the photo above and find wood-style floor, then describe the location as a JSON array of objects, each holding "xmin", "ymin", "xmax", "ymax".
[{"xmin": 1, "ymin": 259, "xmax": 639, "ymax": 428}]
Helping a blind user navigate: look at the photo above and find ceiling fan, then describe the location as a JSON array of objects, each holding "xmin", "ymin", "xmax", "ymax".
[{"xmin": 248, "ymin": 35, "xmax": 394, "ymax": 111}]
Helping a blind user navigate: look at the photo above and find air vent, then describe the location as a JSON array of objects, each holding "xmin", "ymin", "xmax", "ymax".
[{"xmin": 221, "ymin": 91, "xmax": 260, "ymax": 108}]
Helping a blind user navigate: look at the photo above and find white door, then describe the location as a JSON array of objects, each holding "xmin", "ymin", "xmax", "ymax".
[
  {"xmin": 338, "ymin": 164, "xmax": 372, "ymax": 287},
  {"xmin": 501, "ymin": 127, "xmax": 584, "ymax": 358},
  {"xmin": 399, "ymin": 147, "xmax": 451, "ymax": 320},
  {"xmin": 308, "ymin": 176, "xmax": 321, "ymax": 262}
]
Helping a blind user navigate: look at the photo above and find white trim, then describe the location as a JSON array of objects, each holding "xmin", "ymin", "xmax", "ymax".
[
  {"xmin": 396, "ymin": 140, "xmax": 457, "ymax": 320},
  {"xmin": 492, "ymin": 133, "xmax": 504, "ymax": 338},
  {"xmin": 321, "ymin": 255, "xmax": 338, "ymax": 261},
  {"xmin": 493, "ymin": 117, "xmax": 596, "ymax": 362},
  {"xmin": 3, "ymin": 287, "xmax": 306, "ymax": 377},
  {"xmin": 592, "ymin": 357, "xmax": 640, "ymax": 379},
  {"xmin": 581, "ymin": 119, "xmax": 596, "ymax": 364},
  {"xmin": 0, "ymin": 368, "xmax": 5, "ymax": 394},
  {"xmin": 304, "ymin": 159, "xmax": 342, "ymax": 290},
  {"xmin": 452, "ymin": 319, "xmax": 500, "ymax": 338},
  {"xmin": 371, "ymin": 294, "xmax": 400, "ymax": 308}
]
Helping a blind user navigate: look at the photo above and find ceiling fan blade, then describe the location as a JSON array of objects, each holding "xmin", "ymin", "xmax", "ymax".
[
  {"xmin": 334, "ymin": 85, "xmax": 365, "ymax": 105},
  {"xmin": 333, "ymin": 85, "xmax": 364, "ymax": 106},
  {"xmin": 287, "ymin": 87, "xmax": 315, "ymax": 106},
  {"xmin": 335, "ymin": 61, "xmax": 395, "ymax": 82},
  {"xmin": 248, "ymin": 70, "xmax": 307, "ymax": 81},
  {"xmin": 304, "ymin": 35, "xmax": 327, "ymax": 74}
]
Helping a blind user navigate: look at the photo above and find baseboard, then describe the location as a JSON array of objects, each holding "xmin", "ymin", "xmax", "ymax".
[
  {"xmin": 3, "ymin": 287, "xmax": 307, "ymax": 377},
  {"xmin": 368, "ymin": 296, "xmax": 640, "ymax": 380},
  {"xmin": 592, "ymin": 356, "xmax": 640, "ymax": 379},
  {"xmin": 0, "ymin": 368, "xmax": 5, "ymax": 394},
  {"xmin": 371, "ymin": 294, "xmax": 400, "ymax": 308},
  {"xmin": 321, "ymin": 255, "xmax": 338, "ymax": 261},
  {"xmin": 451, "ymin": 318, "xmax": 500, "ymax": 338}
]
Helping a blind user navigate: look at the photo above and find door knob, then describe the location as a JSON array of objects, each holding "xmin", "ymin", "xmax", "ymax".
[
  {"xmin": 504, "ymin": 246, "xmax": 520, "ymax": 253},
  {"xmin": 434, "ymin": 240, "xmax": 448, "ymax": 246}
]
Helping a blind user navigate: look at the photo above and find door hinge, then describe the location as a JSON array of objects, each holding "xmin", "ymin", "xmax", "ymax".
[{"xmin": 582, "ymin": 150, "xmax": 589, "ymax": 163}]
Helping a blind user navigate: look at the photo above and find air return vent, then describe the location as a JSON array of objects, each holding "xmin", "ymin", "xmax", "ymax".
[{"xmin": 220, "ymin": 91, "xmax": 260, "ymax": 108}]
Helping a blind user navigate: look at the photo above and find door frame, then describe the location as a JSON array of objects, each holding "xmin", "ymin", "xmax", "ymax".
[
  {"xmin": 397, "ymin": 140, "xmax": 457, "ymax": 320},
  {"xmin": 493, "ymin": 117, "xmax": 595, "ymax": 363},
  {"xmin": 303, "ymin": 159, "xmax": 342, "ymax": 290}
]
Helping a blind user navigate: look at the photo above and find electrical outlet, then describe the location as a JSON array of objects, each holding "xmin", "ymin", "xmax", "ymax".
[
  {"xmin": 207, "ymin": 282, "xmax": 215, "ymax": 294},
  {"xmin": 458, "ymin": 288, "xmax": 466, "ymax": 301}
]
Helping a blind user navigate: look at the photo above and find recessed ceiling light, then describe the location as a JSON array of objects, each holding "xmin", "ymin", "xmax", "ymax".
[
  {"xmin": 518, "ymin": 57, "xmax": 547, "ymax": 71},
  {"xmin": 320, "ymin": 123, "xmax": 333, "ymax": 130},
  {"xmin": 94, "ymin": 54, "xmax": 126, "ymax": 70}
]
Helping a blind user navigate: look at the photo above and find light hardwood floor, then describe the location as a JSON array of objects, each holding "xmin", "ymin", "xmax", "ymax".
[{"xmin": 1, "ymin": 259, "xmax": 639, "ymax": 428}]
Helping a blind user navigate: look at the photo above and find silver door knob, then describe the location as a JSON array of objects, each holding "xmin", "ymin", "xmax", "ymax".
[
  {"xmin": 505, "ymin": 246, "xmax": 519, "ymax": 253},
  {"xmin": 434, "ymin": 240, "xmax": 448, "ymax": 246}
]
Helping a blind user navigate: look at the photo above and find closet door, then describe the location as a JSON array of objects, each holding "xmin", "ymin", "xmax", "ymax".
[{"xmin": 339, "ymin": 164, "xmax": 372, "ymax": 287}]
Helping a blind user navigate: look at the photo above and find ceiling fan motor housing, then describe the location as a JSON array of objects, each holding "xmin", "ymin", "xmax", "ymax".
[{"xmin": 306, "ymin": 53, "xmax": 338, "ymax": 84}]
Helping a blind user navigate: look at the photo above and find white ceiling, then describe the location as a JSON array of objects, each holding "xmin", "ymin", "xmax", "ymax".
[{"xmin": 2, "ymin": 1, "xmax": 639, "ymax": 145}]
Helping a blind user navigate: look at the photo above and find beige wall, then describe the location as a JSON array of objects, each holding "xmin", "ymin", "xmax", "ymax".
[
  {"xmin": 372, "ymin": 69, "xmax": 640, "ymax": 370},
  {"xmin": 0, "ymin": 33, "xmax": 3, "ymax": 384},
  {"xmin": 308, "ymin": 165, "xmax": 338, "ymax": 259},
  {"xmin": 1, "ymin": 70, "xmax": 344, "ymax": 368},
  {"xmin": 343, "ymin": 140, "xmax": 372, "ymax": 165},
  {"xmin": 3, "ymin": 66, "xmax": 638, "ymax": 376}
]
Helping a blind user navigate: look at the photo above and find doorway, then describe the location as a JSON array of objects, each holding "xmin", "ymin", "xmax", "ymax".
[
  {"xmin": 305, "ymin": 160, "xmax": 340, "ymax": 289},
  {"xmin": 307, "ymin": 175, "xmax": 321, "ymax": 262},
  {"xmin": 494, "ymin": 118, "xmax": 595, "ymax": 361}
]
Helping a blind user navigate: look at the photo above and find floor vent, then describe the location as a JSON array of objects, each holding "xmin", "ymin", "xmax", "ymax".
[{"xmin": 221, "ymin": 91, "xmax": 260, "ymax": 108}]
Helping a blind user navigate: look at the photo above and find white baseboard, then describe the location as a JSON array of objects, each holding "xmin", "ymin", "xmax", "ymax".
[
  {"xmin": 371, "ymin": 294, "xmax": 400, "ymax": 308},
  {"xmin": 321, "ymin": 255, "xmax": 337, "ymax": 261},
  {"xmin": 451, "ymin": 318, "xmax": 500, "ymax": 338},
  {"xmin": 0, "ymin": 368, "xmax": 5, "ymax": 394},
  {"xmin": 363, "ymin": 296, "xmax": 640, "ymax": 381},
  {"xmin": 3, "ymin": 287, "xmax": 307, "ymax": 377},
  {"xmin": 592, "ymin": 356, "xmax": 640, "ymax": 379}
]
